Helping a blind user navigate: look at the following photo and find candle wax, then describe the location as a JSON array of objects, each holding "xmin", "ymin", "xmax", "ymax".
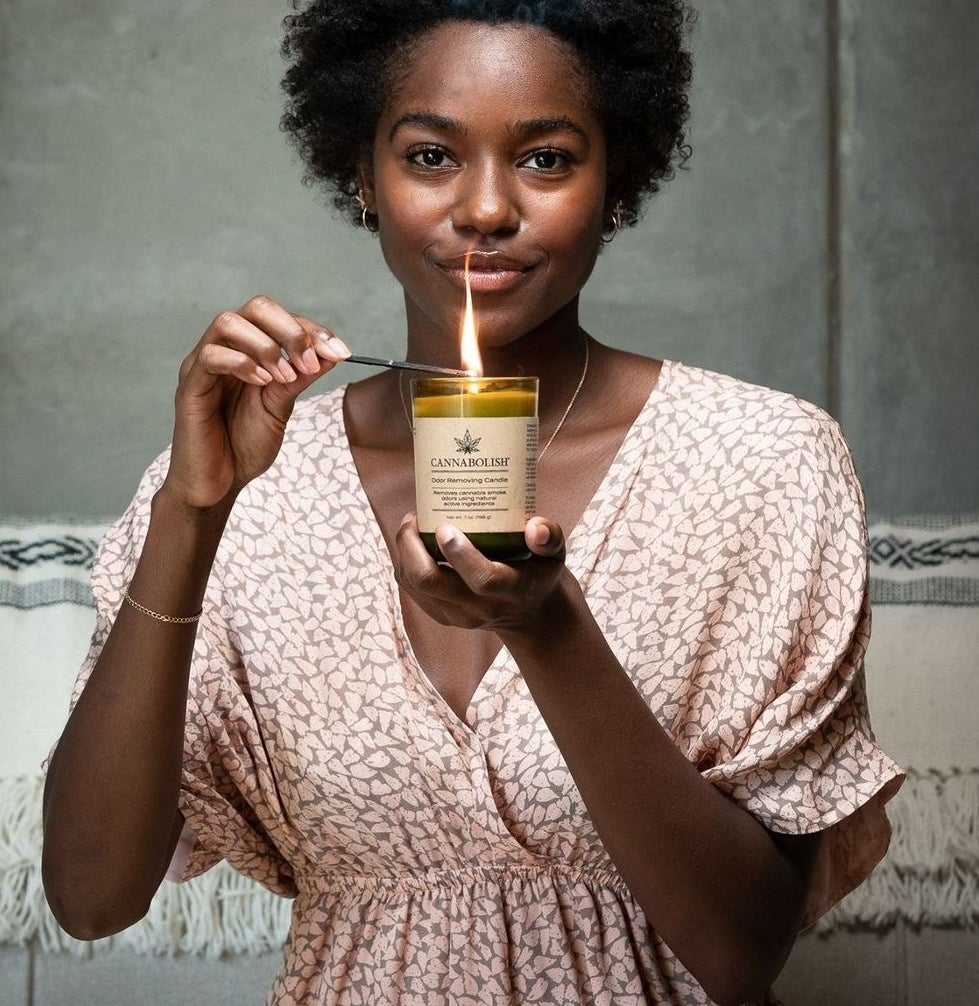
[
  {"xmin": 412, "ymin": 388, "xmax": 538, "ymax": 419},
  {"xmin": 411, "ymin": 378, "xmax": 539, "ymax": 561}
]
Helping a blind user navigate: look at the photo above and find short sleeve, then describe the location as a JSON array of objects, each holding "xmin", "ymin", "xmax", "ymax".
[
  {"xmin": 697, "ymin": 414, "xmax": 904, "ymax": 928},
  {"xmin": 54, "ymin": 453, "xmax": 297, "ymax": 899},
  {"xmin": 173, "ymin": 601, "xmax": 297, "ymax": 897}
]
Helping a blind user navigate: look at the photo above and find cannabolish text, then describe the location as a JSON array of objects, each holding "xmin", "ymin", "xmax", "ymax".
[{"xmin": 430, "ymin": 457, "xmax": 511, "ymax": 468}]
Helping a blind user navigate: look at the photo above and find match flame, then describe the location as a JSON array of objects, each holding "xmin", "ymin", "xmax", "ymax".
[{"xmin": 459, "ymin": 250, "xmax": 483, "ymax": 377}]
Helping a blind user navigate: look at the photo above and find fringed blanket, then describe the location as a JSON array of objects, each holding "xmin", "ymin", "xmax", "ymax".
[{"xmin": 2, "ymin": 516, "xmax": 977, "ymax": 955}]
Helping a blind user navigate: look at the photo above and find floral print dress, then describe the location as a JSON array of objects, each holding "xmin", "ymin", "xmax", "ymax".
[{"xmin": 74, "ymin": 360, "xmax": 903, "ymax": 1005}]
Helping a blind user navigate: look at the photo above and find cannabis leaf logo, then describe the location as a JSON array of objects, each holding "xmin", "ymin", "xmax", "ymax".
[{"xmin": 454, "ymin": 429, "xmax": 482, "ymax": 455}]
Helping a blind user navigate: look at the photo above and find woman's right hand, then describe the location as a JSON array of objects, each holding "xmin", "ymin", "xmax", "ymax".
[{"xmin": 162, "ymin": 295, "xmax": 349, "ymax": 510}]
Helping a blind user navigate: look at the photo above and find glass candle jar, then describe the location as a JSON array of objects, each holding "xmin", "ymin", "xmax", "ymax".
[{"xmin": 410, "ymin": 376, "xmax": 539, "ymax": 561}]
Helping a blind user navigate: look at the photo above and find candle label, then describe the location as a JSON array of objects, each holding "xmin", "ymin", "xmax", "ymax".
[{"xmin": 414, "ymin": 417, "xmax": 539, "ymax": 534}]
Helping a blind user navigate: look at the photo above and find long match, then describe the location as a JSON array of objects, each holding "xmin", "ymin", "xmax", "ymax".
[{"xmin": 345, "ymin": 355, "xmax": 476, "ymax": 377}]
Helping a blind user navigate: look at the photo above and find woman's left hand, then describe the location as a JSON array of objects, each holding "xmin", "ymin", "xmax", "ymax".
[{"xmin": 393, "ymin": 514, "xmax": 572, "ymax": 636}]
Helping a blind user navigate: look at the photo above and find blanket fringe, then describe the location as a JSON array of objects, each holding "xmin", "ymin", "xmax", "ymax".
[
  {"xmin": 814, "ymin": 767, "xmax": 979, "ymax": 932},
  {"xmin": 3, "ymin": 770, "xmax": 976, "ymax": 955},
  {"xmin": 0, "ymin": 777, "xmax": 290, "ymax": 957}
]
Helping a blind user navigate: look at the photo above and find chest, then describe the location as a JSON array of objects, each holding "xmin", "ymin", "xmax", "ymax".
[
  {"xmin": 211, "ymin": 394, "xmax": 793, "ymax": 868},
  {"xmin": 349, "ymin": 419, "xmax": 638, "ymax": 720}
]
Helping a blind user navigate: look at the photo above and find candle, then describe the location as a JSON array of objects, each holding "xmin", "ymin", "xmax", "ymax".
[
  {"xmin": 411, "ymin": 376, "xmax": 539, "ymax": 561},
  {"xmin": 409, "ymin": 250, "xmax": 539, "ymax": 560}
]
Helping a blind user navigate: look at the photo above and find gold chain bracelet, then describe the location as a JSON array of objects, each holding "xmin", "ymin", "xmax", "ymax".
[{"xmin": 124, "ymin": 589, "xmax": 202, "ymax": 624}]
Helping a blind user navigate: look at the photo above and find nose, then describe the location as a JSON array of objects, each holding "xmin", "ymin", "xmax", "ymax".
[{"xmin": 451, "ymin": 160, "xmax": 520, "ymax": 236}]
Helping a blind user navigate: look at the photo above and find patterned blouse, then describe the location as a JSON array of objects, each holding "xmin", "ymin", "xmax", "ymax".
[{"xmin": 75, "ymin": 360, "xmax": 903, "ymax": 1005}]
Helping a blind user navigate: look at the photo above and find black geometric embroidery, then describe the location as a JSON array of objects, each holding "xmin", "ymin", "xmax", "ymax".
[
  {"xmin": 868, "ymin": 534, "xmax": 979, "ymax": 570},
  {"xmin": 0, "ymin": 535, "xmax": 99, "ymax": 573}
]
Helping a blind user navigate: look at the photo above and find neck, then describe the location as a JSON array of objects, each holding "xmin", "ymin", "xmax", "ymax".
[
  {"xmin": 402, "ymin": 297, "xmax": 591, "ymax": 432},
  {"xmin": 403, "ymin": 296, "xmax": 588, "ymax": 409},
  {"xmin": 475, "ymin": 323, "xmax": 583, "ymax": 380},
  {"xmin": 354, "ymin": 297, "xmax": 599, "ymax": 459}
]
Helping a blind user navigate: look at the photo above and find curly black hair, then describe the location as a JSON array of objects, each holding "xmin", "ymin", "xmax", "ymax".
[{"xmin": 280, "ymin": 0, "xmax": 694, "ymax": 228}]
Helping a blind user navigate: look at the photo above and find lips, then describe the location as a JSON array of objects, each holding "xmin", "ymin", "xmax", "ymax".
[{"xmin": 437, "ymin": 251, "xmax": 535, "ymax": 292}]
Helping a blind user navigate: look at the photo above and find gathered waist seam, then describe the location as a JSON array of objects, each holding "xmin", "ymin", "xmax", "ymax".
[{"xmin": 295, "ymin": 861, "xmax": 628, "ymax": 897}]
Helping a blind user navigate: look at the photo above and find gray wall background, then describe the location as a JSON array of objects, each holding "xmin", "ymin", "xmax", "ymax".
[
  {"xmin": 1, "ymin": 3, "xmax": 978, "ymax": 1005},
  {"xmin": 1, "ymin": 0, "xmax": 977, "ymax": 520}
]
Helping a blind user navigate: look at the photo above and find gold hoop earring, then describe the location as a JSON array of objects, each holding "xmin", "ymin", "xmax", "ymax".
[
  {"xmin": 601, "ymin": 201, "xmax": 623, "ymax": 244},
  {"xmin": 355, "ymin": 190, "xmax": 379, "ymax": 235}
]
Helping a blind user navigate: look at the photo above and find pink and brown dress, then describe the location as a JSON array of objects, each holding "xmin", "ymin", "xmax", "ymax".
[{"xmin": 72, "ymin": 360, "xmax": 903, "ymax": 1004}]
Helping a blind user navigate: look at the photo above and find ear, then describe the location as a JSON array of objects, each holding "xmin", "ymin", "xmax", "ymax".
[
  {"xmin": 356, "ymin": 157, "xmax": 376, "ymax": 213},
  {"xmin": 603, "ymin": 160, "xmax": 628, "ymax": 217}
]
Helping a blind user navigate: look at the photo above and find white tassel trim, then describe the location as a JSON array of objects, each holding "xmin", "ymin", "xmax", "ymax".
[
  {"xmin": 0, "ymin": 777, "xmax": 290, "ymax": 957},
  {"xmin": 4, "ymin": 770, "xmax": 977, "ymax": 956},
  {"xmin": 814, "ymin": 767, "xmax": 979, "ymax": 932}
]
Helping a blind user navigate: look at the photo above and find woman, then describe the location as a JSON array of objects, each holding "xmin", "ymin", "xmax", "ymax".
[{"xmin": 42, "ymin": 2, "xmax": 903, "ymax": 1004}]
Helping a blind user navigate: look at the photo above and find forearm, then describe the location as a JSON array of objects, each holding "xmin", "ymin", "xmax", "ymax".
[
  {"xmin": 498, "ymin": 574, "xmax": 813, "ymax": 1005},
  {"xmin": 42, "ymin": 486, "xmax": 233, "ymax": 939}
]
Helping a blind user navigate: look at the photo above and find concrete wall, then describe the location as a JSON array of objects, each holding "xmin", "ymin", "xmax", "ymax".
[
  {"xmin": 1, "ymin": 1, "xmax": 977, "ymax": 1004},
  {"xmin": 1, "ymin": 0, "xmax": 976, "ymax": 519}
]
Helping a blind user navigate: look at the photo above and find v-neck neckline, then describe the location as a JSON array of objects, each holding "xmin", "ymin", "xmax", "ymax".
[{"xmin": 334, "ymin": 360, "xmax": 673, "ymax": 733}]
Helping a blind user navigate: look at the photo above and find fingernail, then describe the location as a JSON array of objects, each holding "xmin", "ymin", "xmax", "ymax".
[
  {"xmin": 315, "ymin": 330, "xmax": 351, "ymax": 361},
  {"xmin": 534, "ymin": 522, "xmax": 550, "ymax": 547},
  {"xmin": 435, "ymin": 525, "xmax": 460, "ymax": 550},
  {"xmin": 301, "ymin": 347, "xmax": 320, "ymax": 374},
  {"xmin": 255, "ymin": 367, "xmax": 274, "ymax": 385},
  {"xmin": 276, "ymin": 359, "xmax": 298, "ymax": 383}
]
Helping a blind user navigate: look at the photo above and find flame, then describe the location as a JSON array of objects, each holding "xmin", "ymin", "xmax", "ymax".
[{"xmin": 459, "ymin": 250, "xmax": 483, "ymax": 377}]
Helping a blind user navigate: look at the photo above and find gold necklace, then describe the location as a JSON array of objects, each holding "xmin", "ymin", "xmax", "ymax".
[
  {"xmin": 397, "ymin": 336, "xmax": 590, "ymax": 460},
  {"xmin": 538, "ymin": 336, "xmax": 589, "ymax": 460}
]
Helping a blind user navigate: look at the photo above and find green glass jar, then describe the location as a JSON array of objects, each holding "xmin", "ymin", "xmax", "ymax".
[{"xmin": 411, "ymin": 376, "xmax": 539, "ymax": 562}]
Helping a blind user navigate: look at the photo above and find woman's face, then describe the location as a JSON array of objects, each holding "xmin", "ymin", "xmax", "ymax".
[{"xmin": 364, "ymin": 20, "xmax": 608, "ymax": 357}]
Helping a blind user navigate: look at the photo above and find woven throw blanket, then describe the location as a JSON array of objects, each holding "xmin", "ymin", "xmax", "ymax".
[
  {"xmin": 1, "ymin": 515, "xmax": 977, "ymax": 954},
  {"xmin": 868, "ymin": 513, "xmax": 979, "ymax": 606}
]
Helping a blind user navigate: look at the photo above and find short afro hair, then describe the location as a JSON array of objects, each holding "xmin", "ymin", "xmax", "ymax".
[{"xmin": 280, "ymin": 0, "xmax": 694, "ymax": 228}]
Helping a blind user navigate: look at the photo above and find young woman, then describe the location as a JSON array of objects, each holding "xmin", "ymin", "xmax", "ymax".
[{"xmin": 42, "ymin": 2, "xmax": 903, "ymax": 1004}]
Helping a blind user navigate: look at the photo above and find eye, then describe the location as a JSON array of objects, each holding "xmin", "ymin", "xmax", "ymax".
[
  {"xmin": 519, "ymin": 148, "xmax": 572, "ymax": 173},
  {"xmin": 407, "ymin": 145, "xmax": 456, "ymax": 170}
]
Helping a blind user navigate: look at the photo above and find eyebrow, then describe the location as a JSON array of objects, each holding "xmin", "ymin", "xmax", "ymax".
[
  {"xmin": 516, "ymin": 117, "xmax": 589, "ymax": 143},
  {"xmin": 388, "ymin": 112, "xmax": 589, "ymax": 144},
  {"xmin": 388, "ymin": 112, "xmax": 459, "ymax": 141}
]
